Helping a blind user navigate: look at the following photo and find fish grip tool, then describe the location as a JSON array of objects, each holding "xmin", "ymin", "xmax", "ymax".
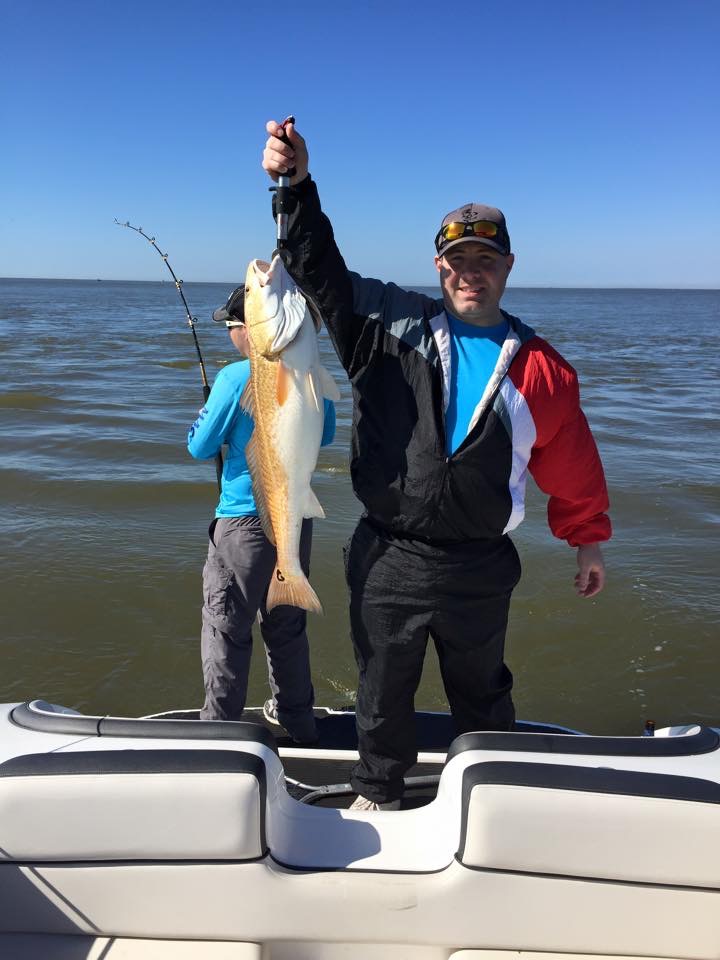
[{"xmin": 269, "ymin": 115, "xmax": 297, "ymax": 264}]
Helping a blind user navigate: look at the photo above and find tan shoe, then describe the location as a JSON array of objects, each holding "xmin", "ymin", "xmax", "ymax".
[
  {"xmin": 262, "ymin": 699, "xmax": 281, "ymax": 725},
  {"xmin": 350, "ymin": 795, "xmax": 401, "ymax": 811}
]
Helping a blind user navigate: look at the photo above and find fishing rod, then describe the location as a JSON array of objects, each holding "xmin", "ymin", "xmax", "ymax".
[{"xmin": 114, "ymin": 219, "xmax": 223, "ymax": 490}]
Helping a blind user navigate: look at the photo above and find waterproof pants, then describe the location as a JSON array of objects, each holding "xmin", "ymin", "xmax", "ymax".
[
  {"xmin": 345, "ymin": 518, "xmax": 521, "ymax": 804},
  {"xmin": 200, "ymin": 515, "xmax": 317, "ymax": 743}
]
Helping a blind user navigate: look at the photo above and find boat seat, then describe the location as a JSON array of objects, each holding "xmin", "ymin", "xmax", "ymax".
[
  {"xmin": 0, "ymin": 749, "xmax": 268, "ymax": 863},
  {"xmin": 456, "ymin": 760, "xmax": 720, "ymax": 889}
]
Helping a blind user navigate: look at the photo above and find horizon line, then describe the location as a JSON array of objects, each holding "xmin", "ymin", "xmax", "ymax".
[{"xmin": 1, "ymin": 275, "xmax": 719, "ymax": 292}]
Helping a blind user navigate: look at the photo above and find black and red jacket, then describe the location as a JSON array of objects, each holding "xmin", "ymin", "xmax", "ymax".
[{"xmin": 279, "ymin": 177, "xmax": 611, "ymax": 548}]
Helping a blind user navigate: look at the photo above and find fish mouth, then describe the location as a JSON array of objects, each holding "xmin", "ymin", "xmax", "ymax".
[{"xmin": 250, "ymin": 259, "xmax": 272, "ymax": 287}]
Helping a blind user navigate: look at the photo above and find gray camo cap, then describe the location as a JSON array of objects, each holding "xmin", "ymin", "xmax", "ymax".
[{"xmin": 435, "ymin": 203, "xmax": 511, "ymax": 257}]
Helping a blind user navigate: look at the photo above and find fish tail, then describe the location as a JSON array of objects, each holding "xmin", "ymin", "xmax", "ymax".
[
  {"xmin": 266, "ymin": 567, "xmax": 323, "ymax": 615},
  {"xmin": 304, "ymin": 486, "xmax": 325, "ymax": 520}
]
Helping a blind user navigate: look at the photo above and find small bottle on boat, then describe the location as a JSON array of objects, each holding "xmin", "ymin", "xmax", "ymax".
[{"xmin": 642, "ymin": 719, "xmax": 655, "ymax": 737}]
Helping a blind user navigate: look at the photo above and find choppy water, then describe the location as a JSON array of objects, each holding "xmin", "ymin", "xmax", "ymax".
[{"xmin": 1, "ymin": 278, "xmax": 718, "ymax": 733}]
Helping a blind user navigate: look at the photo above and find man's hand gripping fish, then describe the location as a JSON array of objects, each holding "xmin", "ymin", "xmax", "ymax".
[{"xmin": 242, "ymin": 255, "xmax": 340, "ymax": 613}]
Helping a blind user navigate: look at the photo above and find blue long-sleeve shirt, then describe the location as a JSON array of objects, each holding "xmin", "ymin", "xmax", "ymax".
[{"xmin": 187, "ymin": 359, "xmax": 336, "ymax": 518}]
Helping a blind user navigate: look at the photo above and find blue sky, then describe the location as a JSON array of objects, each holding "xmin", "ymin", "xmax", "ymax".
[{"xmin": 1, "ymin": 0, "xmax": 718, "ymax": 287}]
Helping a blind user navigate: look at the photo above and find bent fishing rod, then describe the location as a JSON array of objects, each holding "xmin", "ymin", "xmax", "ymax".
[{"xmin": 114, "ymin": 219, "xmax": 223, "ymax": 490}]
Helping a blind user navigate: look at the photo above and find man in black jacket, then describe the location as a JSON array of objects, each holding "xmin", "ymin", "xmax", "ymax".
[{"xmin": 262, "ymin": 120, "xmax": 610, "ymax": 811}]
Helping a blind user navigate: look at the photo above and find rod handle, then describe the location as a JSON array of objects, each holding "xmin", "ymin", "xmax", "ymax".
[
  {"xmin": 278, "ymin": 115, "xmax": 296, "ymax": 179},
  {"xmin": 200, "ymin": 383, "xmax": 223, "ymax": 490}
]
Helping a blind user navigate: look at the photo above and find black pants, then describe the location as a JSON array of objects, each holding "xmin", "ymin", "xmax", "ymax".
[{"xmin": 345, "ymin": 518, "xmax": 521, "ymax": 804}]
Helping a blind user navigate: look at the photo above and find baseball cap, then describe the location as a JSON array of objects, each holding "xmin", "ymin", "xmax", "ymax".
[
  {"xmin": 435, "ymin": 204, "xmax": 511, "ymax": 257},
  {"xmin": 212, "ymin": 285, "xmax": 245, "ymax": 326}
]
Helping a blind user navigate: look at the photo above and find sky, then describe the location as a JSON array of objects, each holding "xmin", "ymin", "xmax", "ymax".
[{"xmin": 1, "ymin": 0, "xmax": 718, "ymax": 288}]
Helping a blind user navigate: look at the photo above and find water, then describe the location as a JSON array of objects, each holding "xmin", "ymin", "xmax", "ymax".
[{"xmin": 1, "ymin": 278, "xmax": 718, "ymax": 733}]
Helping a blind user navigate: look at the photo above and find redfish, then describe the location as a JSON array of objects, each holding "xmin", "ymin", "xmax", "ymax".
[{"xmin": 241, "ymin": 256, "xmax": 340, "ymax": 613}]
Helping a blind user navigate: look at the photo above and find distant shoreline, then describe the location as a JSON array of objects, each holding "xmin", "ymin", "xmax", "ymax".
[{"xmin": 1, "ymin": 277, "xmax": 718, "ymax": 292}]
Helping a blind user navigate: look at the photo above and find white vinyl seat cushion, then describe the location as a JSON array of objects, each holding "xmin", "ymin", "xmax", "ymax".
[
  {"xmin": 0, "ymin": 749, "xmax": 267, "ymax": 862},
  {"xmin": 458, "ymin": 761, "xmax": 720, "ymax": 889}
]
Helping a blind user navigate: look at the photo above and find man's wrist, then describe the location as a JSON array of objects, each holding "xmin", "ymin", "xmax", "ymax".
[{"xmin": 291, "ymin": 173, "xmax": 312, "ymax": 192}]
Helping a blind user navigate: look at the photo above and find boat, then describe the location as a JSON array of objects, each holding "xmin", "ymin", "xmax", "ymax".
[{"xmin": 1, "ymin": 698, "xmax": 719, "ymax": 959}]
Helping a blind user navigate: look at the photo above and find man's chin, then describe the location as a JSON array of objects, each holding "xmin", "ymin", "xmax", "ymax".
[{"xmin": 455, "ymin": 303, "xmax": 485, "ymax": 319}]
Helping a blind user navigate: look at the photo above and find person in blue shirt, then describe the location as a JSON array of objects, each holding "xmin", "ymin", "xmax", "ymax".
[{"xmin": 187, "ymin": 285, "xmax": 336, "ymax": 743}]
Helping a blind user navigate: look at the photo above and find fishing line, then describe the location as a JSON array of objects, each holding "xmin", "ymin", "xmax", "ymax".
[{"xmin": 114, "ymin": 219, "xmax": 222, "ymax": 490}]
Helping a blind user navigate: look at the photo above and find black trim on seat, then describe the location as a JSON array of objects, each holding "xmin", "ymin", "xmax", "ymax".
[
  {"xmin": 457, "ymin": 760, "xmax": 720, "ymax": 862},
  {"xmin": 10, "ymin": 704, "xmax": 101, "ymax": 736},
  {"xmin": 96, "ymin": 717, "xmax": 278, "ymax": 753},
  {"xmin": 0, "ymin": 749, "xmax": 268, "ymax": 856},
  {"xmin": 447, "ymin": 726, "xmax": 719, "ymax": 762},
  {"xmin": 0, "ymin": 749, "xmax": 264, "ymax": 778},
  {"xmin": 10, "ymin": 703, "xmax": 278, "ymax": 754}
]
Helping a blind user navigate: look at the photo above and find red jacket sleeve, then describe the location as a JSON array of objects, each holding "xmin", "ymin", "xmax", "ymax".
[{"xmin": 511, "ymin": 337, "xmax": 611, "ymax": 547}]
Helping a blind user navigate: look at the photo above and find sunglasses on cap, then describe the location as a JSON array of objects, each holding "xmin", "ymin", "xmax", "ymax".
[{"xmin": 436, "ymin": 220, "xmax": 500, "ymax": 247}]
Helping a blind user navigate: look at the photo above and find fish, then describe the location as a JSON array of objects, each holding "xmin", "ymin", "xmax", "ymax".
[{"xmin": 241, "ymin": 255, "xmax": 340, "ymax": 614}]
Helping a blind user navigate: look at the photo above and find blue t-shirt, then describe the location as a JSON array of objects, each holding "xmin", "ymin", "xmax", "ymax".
[
  {"xmin": 445, "ymin": 313, "xmax": 509, "ymax": 455},
  {"xmin": 187, "ymin": 359, "xmax": 336, "ymax": 518}
]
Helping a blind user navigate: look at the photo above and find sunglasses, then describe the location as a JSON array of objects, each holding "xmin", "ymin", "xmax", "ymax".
[{"xmin": 437, "ymin": 220, "xmax": 500, "ymax": 246}]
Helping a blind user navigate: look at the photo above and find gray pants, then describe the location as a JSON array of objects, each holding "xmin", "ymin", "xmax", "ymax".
[{"xmin": 200, "ymin": 515, "xmax": 317, "ymax": 742}]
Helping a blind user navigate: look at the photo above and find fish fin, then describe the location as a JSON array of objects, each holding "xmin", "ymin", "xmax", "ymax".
[
  {"xmin": 307, "ymin": 371, "xmax": 321, "ymax": 412},
  {"xmin": 239, "ymin": 381, "xmax": 254, "ymax": 415},
  {"xmin": 317, "ymin": 365, "xmax": 341, "ymax": 402},
  {"xmin": 245, "ymin": 435, "xmax": 275, "ymax": 543},
  {"xmin": 276, "ymin": 361, "xmax": 292, "ymax": 407},
  {"xmin": 303, "ymin": 486, "xmax": 325, "ymax": 520},
  {"xmin": 266, "ymin": 568, "xmax": 323, "ymax": 615}
]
